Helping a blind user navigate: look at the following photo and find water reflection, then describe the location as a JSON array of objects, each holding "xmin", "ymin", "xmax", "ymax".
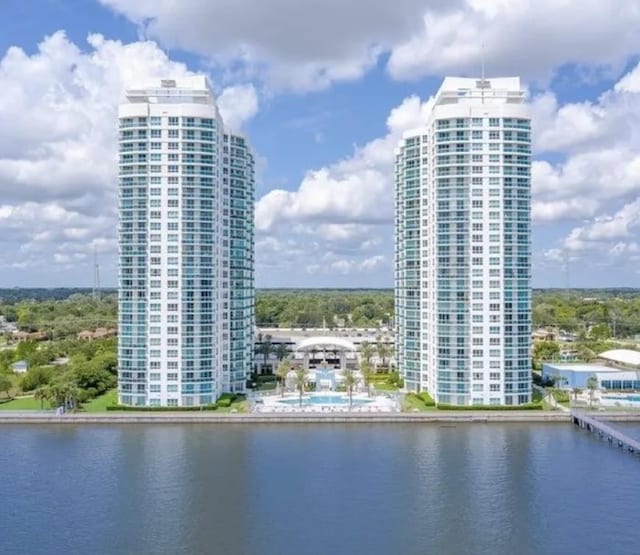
[{"xmin": 1, "ymin": 424, "xmax": 640, "ymax": 555}]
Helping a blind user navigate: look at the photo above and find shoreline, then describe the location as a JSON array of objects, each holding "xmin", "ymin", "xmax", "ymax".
[{"xmin": 2, "ymin": 411, "xmax": 640, "ymax": 424}]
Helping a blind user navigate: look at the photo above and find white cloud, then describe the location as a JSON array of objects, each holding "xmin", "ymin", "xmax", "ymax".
[
  {"xmin": 615, "ymin": 62, "xmax": 640, "ymax": 93},
  {"xmin": 360, "ymin": 255, "xmax": 385, "ymax": 270},
  {"xmin": 531, "ymin": 62, "xmax": 640, "ymax": 224},
  {"xmin": 256, "ymin": 95, "xmax": 430, "ymax": 231},
  {"xmin": 0, "ymin": 31, "xmax": 258, "ymax": 283},
  {"xmin": 387, "ymin": 0, "xmax": 640, "ymax": 83},
  {"xmin": 101, "ymin": 0, "xmax": 640, "ymax": 91},
  {"xmin": 217, "ymin": 84, "xmax": 259, "ymax": 131},
  {"xmin": 100, "ymin": 0, "xmax": 446, "ymax": 91}
]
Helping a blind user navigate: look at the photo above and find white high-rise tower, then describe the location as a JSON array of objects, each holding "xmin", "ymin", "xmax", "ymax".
[
  {"xmin": 117, "ymin": 76, "xmax": 254, "ymax": 407},
  {"xmin": 395, "ymin": 77, "xmax": 532, "ymax": 406}
]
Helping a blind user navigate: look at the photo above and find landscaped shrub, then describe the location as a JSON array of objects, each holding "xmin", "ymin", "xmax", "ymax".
[
  {"xmin": 216, "ymin": 397, "xmax": 232, "ymax": 408},
  {"xmin": 552, "ymin": 389, "xmax": 570, "ymax": 403},
  {"xmin": 417, "ymin": 392, "xmax": 436, "ymax": 406},
  {"xmin": 436, "ymin": 402, "xmax": 543, "ymax": 411},
  {"xmin": 106, "ymin": 404, "xmax": 218, "ymax": 411}
]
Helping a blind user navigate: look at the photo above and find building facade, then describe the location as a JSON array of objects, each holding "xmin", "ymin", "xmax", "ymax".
[
  {"xmin": 395, "ymin": 77, "xmax": 532, "ymax": 406},
  {"xmin": 117, "ymin": 76, "xmax": 254, "ymax": 407}
]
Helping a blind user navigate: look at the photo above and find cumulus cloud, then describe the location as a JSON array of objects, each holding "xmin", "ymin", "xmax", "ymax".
[
  {"xmin": 101, "ymin": 0, "xmax": 640, "ymax": 91},
  {"xmin": 387, "ymin": 0, "xmax": 640, "ymax": 83},
  {"xmin": 531, "ymin": 61, "xmax": 640, "ymax": 227},
  {"xmin": 256, "ymin": 95, "xmax": 430, "ymax": 232},
  {"xmin": 257, "ymin": 58, "xmax": 640, "ymax": 285},
  {"xmin": 252, "ymin": 96, "xmax": 430, "ymax": 285},
  {"xmin": 217, "ymin": 84, "xmax": 259, "ymax": 131},
  {"xmin": 100, "ymin": 0, "xmax": 448, "ymax": 91},
  {"xmin": 0, "ymin": 31, "xmax": 258, "ymax": 285}
]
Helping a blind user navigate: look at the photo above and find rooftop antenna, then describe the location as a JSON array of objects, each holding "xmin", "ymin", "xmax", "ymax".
[
  {"xmin": 563, "ymin": 250, "xmax": 570, "ymax": 294},
  {"xmin": 480, "ymin": 41, "xmax": 486, "ymax": 104},
  {"xmin": 93, "ymin": 245, "xmax": 101, "ymax": 302}
]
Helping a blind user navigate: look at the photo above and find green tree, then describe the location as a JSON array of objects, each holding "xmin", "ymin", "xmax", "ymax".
[
  {"xmin": 359, "ymin": 360, "xmax": 373, "ymax": 396},
  {"xmin": 571, "ymin": 387, "xmax": 582, "ymax": 405},
  {"xmin": 14, "ymin": 340, "xmax": 37, "ymax": 362},
  {"xmin": 71, "ymin": 361, "xmax": 116, "ymax": 399},
  {"xmin": 342, "ymin": 368, "xmax": 358, "ymax": 409},
  {"xmin": 275, "ymin": 360, "xmax": 291, "ymax": 397},
  {"xmin": 292, "ymin": 367, "xmax": 309, "ymax": 407},
  {"xmin": 34, "ymin": 386, "xmax": 50, "ymax": 409},
  {"xmin": 0, "ymin": 374, "xmax": 12, "ymax": 398},
  {"xmin": 47, "ymin": 378, "xmax": 81, "ymax": 411},
  {"xmin": 19, "ymin": 366, "xmax": 53, "ymax": 392},
  {"xmin": 359, "ymin": 341, "xmax": 374, "ymax": 366},
  {"xmin": 589, "ymin": 323, "xmax": 610, "ymax": 341},
  {"xmin": 274, "ymin": 343, "xmax": 291, "ymax": 362},
  {"xmin": 376, "ymin": 337, "xmax": 391, "ymax": 370},
  {"xmin": 532, "ymin": 341, "xmax": 560, "ymax": 364},
  {"xmin": 255, "ymin": 334, "xmax": 274, "ymax": 373},
  {"xmin": 586, "ymin": 376, "xmax": 598, "ymax": 409},
  {"xmin": 577, "ymin": 345, "xmax": 596, "ymax": 362}
]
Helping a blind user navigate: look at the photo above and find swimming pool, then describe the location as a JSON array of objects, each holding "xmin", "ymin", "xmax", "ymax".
[
  {"xmin": 278, "ymin": 395, "xmax": 373, "ymax": 406},
  {"xmin": 602, "ymin": 395, "xmax": 640, "ymax": 404}
]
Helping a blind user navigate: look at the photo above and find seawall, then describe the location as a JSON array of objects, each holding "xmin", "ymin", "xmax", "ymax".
[{"xmin": 2, "ymin": 411, "xmax": 640, "ymax": 425}]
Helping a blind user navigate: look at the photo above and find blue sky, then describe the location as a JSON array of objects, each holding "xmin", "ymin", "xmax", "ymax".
[{"xmin": 1, "ymin": 0, "xmax": 640, "ymax": 289}]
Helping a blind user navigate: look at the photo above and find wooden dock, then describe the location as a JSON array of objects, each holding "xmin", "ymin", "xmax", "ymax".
[{"xmin": 572, "ymin": 410, "xmax": 640, "ymax": 455}]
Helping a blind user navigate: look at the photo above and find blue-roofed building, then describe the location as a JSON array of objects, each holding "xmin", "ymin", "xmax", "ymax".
[{"xmin": 542, "ymin": 362, "xmax": 640, "ymax": 390}]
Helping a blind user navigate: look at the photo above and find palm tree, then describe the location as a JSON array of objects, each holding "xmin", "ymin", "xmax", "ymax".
[
  {"xmin": 292, "ymin": 367, "xmax": 309, "ymax": 407},
  {"xmin": 571, "ymin": 387, "xmax": 582, "ymax": 405},
  {"xmin": 359, "ymin": 341, "xmax": 374, "ymax": 366},
  {"xmin": 0, "ymin": 374, "xmax": 12, "ymax": 399},
  {"xmin": 376, "ymin": 339, "xmax": 391, "ymax": 371},
  {"xmin": 359, "ymin": 360, "xmax": 373, "ymax": 396},
  {"xmin": 274, "ymin": 343, "xmax": 291, "ymax": 362},
  {"xmin": 34, "ymin": 386, "xmax": 50, "ymax": 409},
  {"xmin": 586, "ymin": 376, "xmax": 598, "ymax": 409},
  {"xmin": 342, "ymin": 369, "xmax": 358, "ymax": 409},
  {"xmin": 255, "ymin": 334, "xmax": 274, "ymax": 374},
  {"xmin": 275, "ymin": 359, "xmax": 291, "ymax": 397},
  {"xmin": 49, "ymin": 378, "xmax": 81, "ymax": 412}
]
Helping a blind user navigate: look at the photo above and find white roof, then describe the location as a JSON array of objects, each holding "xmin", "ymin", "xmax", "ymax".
[
  {"xmin": 598, "ymin": 349, "xmax": 640, "ymax": 367},
  {"xmin": 543, "ymin": 363, "xmax": 621, "ymax": 374},
  {"xmin": 595, "ymin": 371, "xmax": 640, "ymax": 381},
  {"xmin": 296, "ymin": 336, "xmax": 357, "ymax": 352}
]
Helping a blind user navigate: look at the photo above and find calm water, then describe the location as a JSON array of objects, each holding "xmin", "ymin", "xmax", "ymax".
[{"xmin": 1, "ymin": 423, "xmax": 639, "ymax": 555}]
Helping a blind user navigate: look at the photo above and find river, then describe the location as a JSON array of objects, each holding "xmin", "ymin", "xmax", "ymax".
[{"xmin": 1, "ymin": 423, "xmax": 638, "ymax": 555}]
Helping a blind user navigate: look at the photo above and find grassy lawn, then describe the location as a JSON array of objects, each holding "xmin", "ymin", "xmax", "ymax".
[
  {"xmin": 402, "ymin": 393, "xmax": 438, "ymax": 412},
  {"xmin": 0, "ymin": 396, "xmax": 44, "ymax": 410},
  {"xmin": 215, "ymin": 399, "xmax": 248, "ymax": 413},
  {"xmin": 81, "ymin": 389, "xmax": 118, "ymax": 412},
  {"xmin": 373, "ymin": 382, "xmax": 399, "ymax": 391}
]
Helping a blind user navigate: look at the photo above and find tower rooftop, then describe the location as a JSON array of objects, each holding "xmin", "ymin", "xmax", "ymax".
[
  {"xmin": 124, "ymin": 75, "xmax": 215, "ymax": 105},
  {"xmin": 434, "ymin": 76, "xmax": 525, "ymax": 107}
]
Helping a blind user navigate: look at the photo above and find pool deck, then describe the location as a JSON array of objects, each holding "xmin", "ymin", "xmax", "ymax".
[{"xmin": 2, "ymin": 411, "xmax": 640, "ymax": 424}]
